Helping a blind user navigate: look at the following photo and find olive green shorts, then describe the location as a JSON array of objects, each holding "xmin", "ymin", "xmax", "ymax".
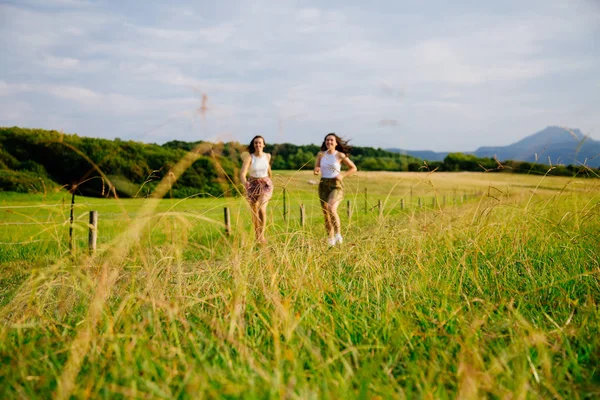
[{"xmin": 319, "ymin": 178, "xmax": 344, "ymax": 204}]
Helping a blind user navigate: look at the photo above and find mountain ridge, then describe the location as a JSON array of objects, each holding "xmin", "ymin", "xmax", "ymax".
[{"xmin": 386, "ymin": 126, "xmax": 600, "ymax": 167}]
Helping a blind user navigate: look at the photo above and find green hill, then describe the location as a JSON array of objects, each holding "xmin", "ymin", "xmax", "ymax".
[
  {"xmin": 0, "ymin": 127, "xmax": 422, "ymax": 197},
  {"xmin": 0, "ymin": 127, "xmax": 237, "ymax": 198}
]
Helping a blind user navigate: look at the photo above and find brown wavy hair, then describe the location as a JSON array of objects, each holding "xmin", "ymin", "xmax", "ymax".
[
  {"xmin": 247, "ymin": 135, "xmax": 265, "ymax": 154},
  {"xmin": 320, "ymin": 133, "xmax": 351, "ymax": 154}
]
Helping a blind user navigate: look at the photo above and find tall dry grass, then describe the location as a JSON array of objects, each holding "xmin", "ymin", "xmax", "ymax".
[{"xmin": 1, "ymin": 165, "xmax": 599, "ymax": 398}]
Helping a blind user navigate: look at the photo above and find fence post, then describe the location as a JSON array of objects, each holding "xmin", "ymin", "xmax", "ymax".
[
  {"xmin": 400, "ymin": 198, "xmax": 404, "ymax": 210},
  {"xmin": 300, "ymin": 204, "xmax": 305, "ymax": 227},
  {"xmin": 224, "ymin": 207, "xmax": 231, "ymax": 236},
  {"xmin": 418, "ymin": 197, "xmax": 422, "ymax": 208},
  {"xmin": 364, "ymin": 188, "xmax": 368, "ymax": 214},
  {"xmin": 88, "ymin": 211, "xmax": 98, "ymax": 254},
  {"xmin": 347, "ymin": 200, "xmax": 351, "ymax": 219},
  {"xmin": 69, "ymin": 189, "xmax": 75, "ymax": 254},
  {"xmin": 283, "ymin": 187, "xmax": 288, "ymax": 222},
  {"xmin": 378, "ymin": 199, "xmax": 383, "ymax": 217}
]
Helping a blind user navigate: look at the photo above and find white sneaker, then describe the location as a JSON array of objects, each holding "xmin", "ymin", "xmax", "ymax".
[
  {"xmin": 335, "ymin": 233, "xmax": 343, "ymax": 244},
  {"xmin": 328, "ymin": 237, "xmax": 336, "ymax": 246}
]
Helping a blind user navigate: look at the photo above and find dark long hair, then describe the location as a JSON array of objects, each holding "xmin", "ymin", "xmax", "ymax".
[
  {"xmin": 320, "ymin": 133, "xmax": 351, "ymax": 154},
  {"xmin": 247, "ymin": 135, "xmax": 265, "ymax": 154}
]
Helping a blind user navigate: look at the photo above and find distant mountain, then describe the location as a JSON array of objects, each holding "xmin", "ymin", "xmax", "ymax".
[
  {"xmin": 384, "ymin": 149, "xmax": 449, "ymax": 162},
  {"xmin": 474, "ymin": 126, "xmax": 600, "ymax": 167},
  {"xmin": 387, "ymin": 126, "xmax": 600, "ymax": 167}
]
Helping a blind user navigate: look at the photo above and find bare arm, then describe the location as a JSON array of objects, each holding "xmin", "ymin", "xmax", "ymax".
[
  {"xmin": 267, "ymin": 153, "xmax": 272, "ymax": 178},
  {"xmin": 314, "ymin": 152, "xmax": 323, "ymax": 175},
  {"xmin": 338, "ymin": 153, "xmax": 357, "ymax": 180},
  {"xmin": 240, "ymin": 154, "xmax": 252, "ymax": 186}
]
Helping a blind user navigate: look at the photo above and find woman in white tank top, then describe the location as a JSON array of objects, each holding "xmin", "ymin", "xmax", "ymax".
[
  {"xmin": 314, "ymin": 133, "xmax": 357, "ymax": 246},
  {"xmin": 240, "ymin": 135, "xmax": 273, "ymax": 244}
]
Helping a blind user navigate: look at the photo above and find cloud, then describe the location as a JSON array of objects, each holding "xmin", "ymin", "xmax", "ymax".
[
  {"xmin": 0, "ymin": 0, "xmax": 598, "ymax": 150},
  {"xmin": 0, "ymin": 81, "xmax": 199, "ymax": 117},
  {"xmin": 125, "ymin": 22, "xmax": 234, "ymax": 44},
  {"xmin": 0, "ymin": 81, "xmax": 32, "ymax": 97},
  {"xmin": 16, "ymin": 0, "xmax": 93, "ymax": 7},
  {"xmin": 380, "ymin": 83, "xmax": 405, "ymax": 99},
  {"xmin": 41, "ymin": 56, "xmax": 80, "ymax": 69},
  {"xmin": 0, "ymin": 3, "xmax": 115, "ymax": 51},
  {"xmin": 0, "ymin": 101, "xmax": 34, "ymax": 121},
  {"xmin": 116, "ymin": 62, "xmax": 258, "ymax": 94},
  {"xmin": 379, "ymin": 119, "xmax": 399, "ymax": 127}
]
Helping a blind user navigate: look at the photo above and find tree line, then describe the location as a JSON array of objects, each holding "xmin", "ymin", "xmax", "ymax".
[
  {"xmin": 417, "ymin": 152, "xmax": 598, "ymax": 177},
  {"xmin": 0, "ymin": 127, "xmax": 597, "ymax": 198}
]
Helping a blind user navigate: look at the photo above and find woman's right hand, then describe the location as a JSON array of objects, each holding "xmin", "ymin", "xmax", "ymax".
[{"xmin": 313, "ymin": 167, "xmax": 320, "ymax": 176}]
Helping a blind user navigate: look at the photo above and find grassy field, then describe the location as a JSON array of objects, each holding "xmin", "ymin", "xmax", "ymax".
[{"xmin": 1, "ymin": 171, "xmax": 599, "ymax": 399}]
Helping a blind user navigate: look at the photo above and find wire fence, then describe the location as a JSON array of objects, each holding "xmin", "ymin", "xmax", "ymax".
[{"xmin": 0, "ymin": 188, "xmax": 485, "ymax": 253}]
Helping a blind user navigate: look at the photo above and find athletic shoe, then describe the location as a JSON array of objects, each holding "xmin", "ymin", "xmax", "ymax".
[
  {"xmin": 328, "ymin": 237, "xmax": 336, "ymax": 246},
  {"xmin": 335, "ymin": 233, "xmax": 343, "ymax": 244}
]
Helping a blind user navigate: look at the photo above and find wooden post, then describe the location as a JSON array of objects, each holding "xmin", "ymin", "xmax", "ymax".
[
  {"xmin": 418, "ymin": 197, "xmax": 422, "ymax": 208},
  {"xmin": 283, "ymin": 187, "xmax": 288, "ymax": 222},
  {"xmin": 347, "ymin": 200, "xmax": 351, "ymax": 219},
  {"xmin": 224, "ymin": 207, "xmax": 231, "ymax": 236},
  {"xmin": 400, "ymin": 198, "xmax": 404, "ymax": 210},
  {"xmin": 432, "ymin": 197, "xmax": 436, "ymax": 207},
  {"xmin": 364, "ymin": 188, "xmax": 368, "ymax": 214},
  {"xmin": 378, "ymin": 199, "xmax": 383, "ymax": 217},
  {"xmin": 300, "ymin": 204, "xmax": 305, "ymax": 227},
  {"xmin": 69, "ymin": 189, "xmax": 75, "ymax": 254},
  {"xmin": 88, "ymin": 211, "xmax": 98, "ymax": 254}
]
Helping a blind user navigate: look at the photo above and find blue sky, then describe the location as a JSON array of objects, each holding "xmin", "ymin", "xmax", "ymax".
[{"xmin": 1, "ymin": 0, "xmax": 598, "ymax": 151}]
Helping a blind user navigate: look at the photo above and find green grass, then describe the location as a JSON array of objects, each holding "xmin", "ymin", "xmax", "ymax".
[{"xmin": 0, "ymin": 171, "xmax": 599, "ymax": 399}]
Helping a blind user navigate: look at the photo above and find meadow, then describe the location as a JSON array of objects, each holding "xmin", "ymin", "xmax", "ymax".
[{"xmin": 0, "ymin": 170, "xmax": 599, "ymax": 399}]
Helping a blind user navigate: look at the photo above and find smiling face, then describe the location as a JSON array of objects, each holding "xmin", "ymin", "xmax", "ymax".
[
  {"xmin": 324, "ymin": 134, "xmax": 337, "ymax": 151},
  {"xmin": 253, "ymin": 137, "xmax": 265, "ymax": 153},
  {"xmin": 248, "ymin": 135, "xmax": 266, "ymax": 154}
]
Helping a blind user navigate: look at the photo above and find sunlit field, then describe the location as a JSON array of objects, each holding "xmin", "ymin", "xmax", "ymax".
[{"xmin": 1, "ymin": 171, "xmax": 599, "ymax": 398}]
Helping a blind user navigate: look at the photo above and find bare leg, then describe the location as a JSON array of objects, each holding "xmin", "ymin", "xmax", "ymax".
[
  {"xmin": 328, "ymin": 196, "xmax": 342, "ymax": 235},
  {"xmin": 320, "ymin": 200, "xmax": 334, "ymax": 239},
  {"xmin": 256, "ymin": 197, "xmax": 269, "ymax": 243},
  {"xmin": 248, "ymin": 201, "xmax": 262, "ymax": 242}
]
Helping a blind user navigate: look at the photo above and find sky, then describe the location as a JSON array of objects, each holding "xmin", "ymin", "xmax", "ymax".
[{"xmin": 1, "ymin": 0, "xmax": 599, "ymax": 151}]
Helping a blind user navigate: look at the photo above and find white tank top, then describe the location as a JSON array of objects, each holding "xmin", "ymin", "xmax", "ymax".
[
  {"xmin": 320, "ymin": 151, "xmax": 341, "ymax": 178},
  {"xmin": 249, "ymin": 154, "xmax": 269, "ymax": 178}
]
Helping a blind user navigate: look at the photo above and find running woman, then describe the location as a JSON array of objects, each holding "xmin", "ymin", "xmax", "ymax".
[
  {"xmin": 314, "ymin": 133, "xmax": 357, "ymax": 246},
  {"xmin": 240, "ymin": 135, "xmax": 273, "ymax": 244}
]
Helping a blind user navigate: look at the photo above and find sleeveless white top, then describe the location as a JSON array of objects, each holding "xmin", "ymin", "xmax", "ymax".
[
  {"xmin": 320, "ymin": 151, "xmax": 341, "ymax": 178},
  {"xmin": 249, "ymin": 154, "xmax": 269, "ymax": 178}
]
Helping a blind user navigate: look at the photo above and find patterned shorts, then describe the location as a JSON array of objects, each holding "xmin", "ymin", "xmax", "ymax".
[
  {"xmin": 246, "ymin": 177, "xmax": 273, "ymax": 203},
  {"xmin": 319, "ymin": 178, "xmax": 344, "ymax": 204}
]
